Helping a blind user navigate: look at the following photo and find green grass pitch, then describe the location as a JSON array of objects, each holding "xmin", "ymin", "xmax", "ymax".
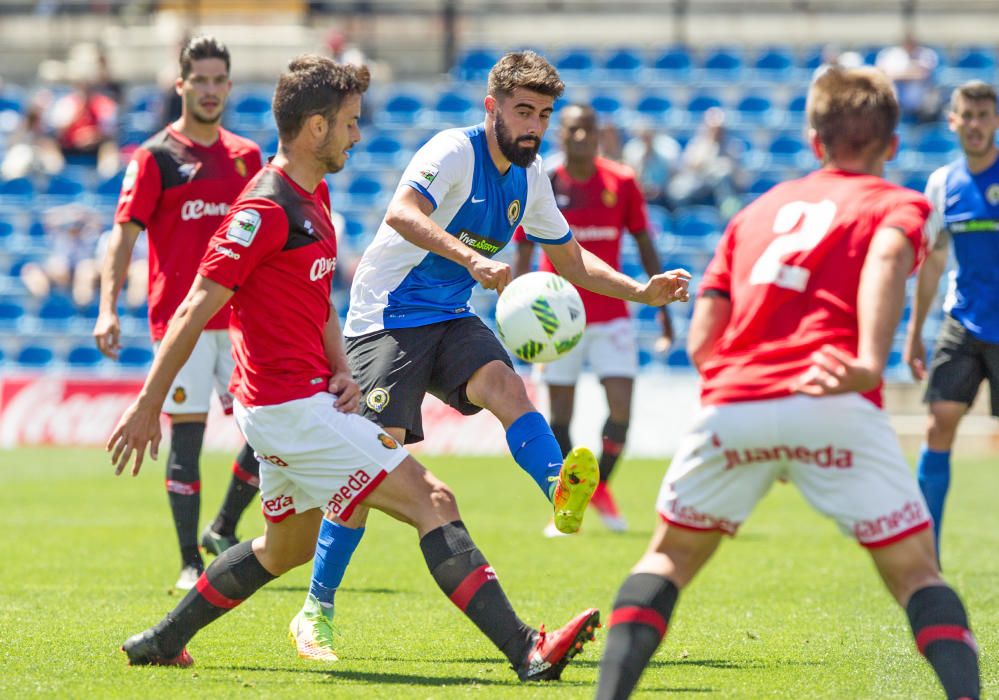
[{"xmin": 0, "ymin": 447, "xmax": 995, "ymax": 699}]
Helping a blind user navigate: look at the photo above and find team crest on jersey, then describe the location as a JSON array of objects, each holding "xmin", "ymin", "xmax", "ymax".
[
  {"xmin": 377, "ymin": 433, "xmax": 399, "ymax": 450},
  {"xmin": 601, "ymin": 189, "xmax": 617, "ymax": 208},
  {"xmin": 366, "ymin": 388, "xmax": 390, "ymax": 413},
  {"xmin": 419, "ymin": 166, "xmax": 438, "ymax": 186},
  {"xmin": 234, "ymin": 157, "xmax": 247, "ymax": 178},
  {"xmin": 178, "ymin": 162, "xmax": 198, "ymax": 181},
  {"xmin": 227, "ymin": 209, "xmax": 261, "ymax": 247},
  {"xmin": 507, "ymin": 199, "xmax": 521, "ymax": 225},
  {"xmin": 172, "ymin": 387, "xmax": 187, "ymax": 404},
  {"xmin": 987, "ymin": 183, "xmax": 999, "ymax": 206},
  {"xmin": 122, "ymin": 160, "xmax": 139, "ymax": 193}
]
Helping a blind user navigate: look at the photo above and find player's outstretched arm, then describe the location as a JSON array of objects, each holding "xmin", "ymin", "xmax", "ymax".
[
  {"xmin": 795, "ymin": 226, "xmax": 914, "ymax": 396},
  {"xmin": 904, "ymin": 232, "xmax": 948, "ymax": 380},
  {"xmin": 93, "ymin": 220, "xmax": 143, "ymax": 359},
  {"xmin": 107, "ymin": 276, "xmax": 233, "ymax": 476},
  {"xmin": 543, "ymin": 237, "xmax": 690, "ymax": 305},
  {"xmin": 385, "ymin": 186, "xmax": 511, "ymax": 292}
]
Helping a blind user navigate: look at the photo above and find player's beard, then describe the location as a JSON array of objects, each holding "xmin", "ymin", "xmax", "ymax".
[
  {"xmin": 188, "ymin": 95, "xmax": 223, "ymax": 125},
  {"xmin": 495, "ymin": 110, "xmax": 541, "ymax": 168},
  {"xmin": 317, "ymin": 130, "xmax": 346, "ymax": 174}
]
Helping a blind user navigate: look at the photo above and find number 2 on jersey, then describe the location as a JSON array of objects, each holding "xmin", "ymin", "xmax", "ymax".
[{"xmin": 749, "ymin": 200, "xmax": 837, "ymax": 292}]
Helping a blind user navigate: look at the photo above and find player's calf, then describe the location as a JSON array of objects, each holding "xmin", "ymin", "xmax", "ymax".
[{"xmin": 907, "ymin": 585, "xmax": 980, "ymax": 700}]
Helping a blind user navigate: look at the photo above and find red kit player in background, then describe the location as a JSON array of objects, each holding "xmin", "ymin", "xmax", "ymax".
[
  {"xmin": 596, "ymin": 67, "xmax": 980, "ymax": 700},
  {"xmin": 514, "ymin": 103, "xmax": 673, "ymax": 535},
  {"xmin": 94, "ymin": 36, "xmax": 263, "ymax": 590}
]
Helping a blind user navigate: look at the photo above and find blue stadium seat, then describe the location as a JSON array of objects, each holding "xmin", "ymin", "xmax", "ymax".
[
  {"xmin": 902, "ymin": 173, "xmax": 929, "ymax": 193},
  {"xmin": 602, "ymin": 48, "xmax": 644, "ymax": 80},
  {"xmin": 674, "ymin": 206, "xmax": 721, "ymax": 238},
  {"xmin": 118, "ymin": 346, "xmax": 154, "ymax": 368},
  {"xmin": 748, "ymin": 175, "xmax": 779, "ymax": 197},
  {"xmin": 666, "ymin": 348, "xmax": 692, "ymax": 368},
  {"xmin": 346, "ymin": 175, "xmax": 384, "ymax": 206},
  {"xmin": 37, "ymin": 295, "xmax": 77, "ymax": 330},
  {"xmin": 753, "ymin": 47, "xmax": 794, "ymax": 80},
  {"xmin": 0, "ymin": 218, "xmax": 14, "ymax": 240},
  {"xmin": 768, "ymin": 133, "xmax": 807, "ymax": 167},
  {"xmin": 95, "ymin": 171, "xmax": 125, "ymax": 204},
  {"xmin": 66, "ymin": 345, "xmax": 104, "ymax": 369},
  {"xmin": 16, "ymin": 345, "xmax": 55, "ymax": 368},
  {"xmin": 686, "ymin": 94, "xmax": 724, "ymax": 116},
  {"xmin": 590, "ymin": 94, "xmax": 622, "ymax": 118},
  {"xmin": 701, "ymin": 47, "xmax": 744, "ymax": 81},
  {"xmin": 42, "ymin": 174, "xmax": 86, "ymax": 203},
  {"xmin": 432, "ymin": 91, "xmax": 475, "ymax": 124},
  {"xmin": 230, "ymin": 92, "xmax": 273, "ymax": 131},
  {"xmin": 453, "ymin": 48, "xmax": 498, "ymax": 82},
  {"xmin": 801, "ymin": 45, "xmax": 825, "ymax": 71},
  {"xmin": 646, "ymin": 204, "xmax": 673, "ymax": 236},
  {"xmin": 650, "ymin": 47, "xmax": 693, "ymax": 81},
  {"xmin": 0, "ymin": 347, "xmax": 5, "ymax": 365},
  {"xmin": 735, "ymin": 94, "xmax": 774, "ymax": 126},
  {"xmin": 0, "ymin": 177, "xmax": 35, "ymax": 203},
  {"xmin": 0, "ymin": 300, "xmax": 25, "ymax": 330},
  {"xmin": 634, "ymin": 94, "xmax": 672, "ymax": 123},
  {"xmin": 380, "ymin": 92, "xmax": 424, "ymax": 127},
  {"xmin": 555, "ymin": 48, "xmax": 596, "ymax": 80},
  {"xmin": 946, "ymin": 46, "xmax": 996, "ymax": 81},
  {"xmin": 786, "ymin": 94, "xmax": 808, "ymax": 117},
  {"xmin": 915, "ymin": 130, "xmax": 955, "ymax": 155},
  {"xmin": 362, "ymin": 134, "xmax": 404, "ymax": 165}
]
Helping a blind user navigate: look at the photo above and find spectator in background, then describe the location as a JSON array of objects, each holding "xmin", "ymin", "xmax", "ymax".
[
  {"xmin": 49, "ymin": 56, "xmax": 120, "ymax": 176},
  {"xmin": 326, "ymin": 29, "xmax": 368, "ymax": 67},
  {"xmin": 876, "ymin": 32, "xmax": 941, "ymax": 123},
  {"xmin": 20, "ymin": 203, "xmax": 103, "ymax": 306},
  {"xmin": 1, "ymin": 99, "xmax": 65, "ymax": 180},
  {"xmin": 667, "ymin": 107, "xmax": 743, "ymax": 217},
  {"xmin": 812, "ymin": 43, "xmax": 863, "ymax": 80},
  {"xmin": 622, "ymin": 127, "xmax": 681, "ymax": 208},
  {"xmin": 598, "ymin": 121, "xmax": 624, "ymax": 162}
]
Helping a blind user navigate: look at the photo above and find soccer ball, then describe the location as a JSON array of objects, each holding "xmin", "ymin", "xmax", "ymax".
[{"xmin": 495, "ymin": 272, "xmax": 586, "ymax": 363}]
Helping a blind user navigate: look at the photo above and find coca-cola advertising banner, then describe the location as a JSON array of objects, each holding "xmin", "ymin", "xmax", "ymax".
[{"xmin": 0, "ymin": 374, "xmax": 700, "ymax": 456}]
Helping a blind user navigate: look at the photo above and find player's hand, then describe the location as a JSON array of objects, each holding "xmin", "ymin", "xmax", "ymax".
[
  {"xmin": 93, "ymin": 311, "xmax": 122, "ymax": 360},
  {"xmin": 903, "ymin": 333, "xmax": 927, "ymax": 381},
  {"xmin": 654, "ymin": 333, "xmax": 673, "ymax": 355},
  {"xmin": 792, "ymin": 345, "xmax": 881, "ymax": 397},
  {"xmin": 328, "ymin": 370, "xmax": 361, "ymax": 413},
  {"xmin": 107, "ymin": 399, "xmax": 162, "ymax": 477},
  {"xmin": 470, "ymin": 257, "xmax": 512, "ymax": 294},
  {"xmin": 636, "ymin": 269, "xmax": 691, "ymax": 306}
]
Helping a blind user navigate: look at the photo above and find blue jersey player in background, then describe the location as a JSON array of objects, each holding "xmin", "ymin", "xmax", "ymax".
[
  {"xmin": 904, "ymin": 80, "xmax": 999, "ymax": 562},
  {"xmin": 287, "ymin": 50, "xmax": 691, "ymax": 661}
]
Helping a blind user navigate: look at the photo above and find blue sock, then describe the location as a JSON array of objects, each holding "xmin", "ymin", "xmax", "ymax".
[
  {"xmin": 505, "ymin": 411, "xmax": 564, "ymax": 501},
  {"xmin": 917, "ymin": 446, "xmax": 951, "ymax": 556},
  {"xmin": 309, "ymin": 519, "xmax": 365, "ymax": 619}
]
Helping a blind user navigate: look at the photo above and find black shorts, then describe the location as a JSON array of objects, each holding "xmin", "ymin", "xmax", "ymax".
[
  {"xmin": 924, "ymin": 313, "xmax": 999, "ymax": 417},
  {"xmin": 345, "ymin": 316, "xmax": 514, "ymax": 443}
]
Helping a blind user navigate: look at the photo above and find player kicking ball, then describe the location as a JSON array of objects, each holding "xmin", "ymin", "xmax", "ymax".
[
  {"xmin": 291, "ymin": 50, "xmax": 689, "ymax": 661},
  {"xmin": 108, "ymin": 55, "xmax": 600, "ymax": 681}
]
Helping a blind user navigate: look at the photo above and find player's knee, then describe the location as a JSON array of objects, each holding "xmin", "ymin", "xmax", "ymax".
[{"xmin": 427, "ymin": 480, "xmax": 458, "ymax": 518}]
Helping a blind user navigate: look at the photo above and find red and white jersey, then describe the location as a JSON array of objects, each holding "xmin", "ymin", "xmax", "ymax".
[
  {"xmin": 198, "ymin": 165, "xmax": 338, "ymax": 408},
  {"xmin": 115, "ymin": 125, "xmax": 262, "ymax": 341},
  {"xmin": 698, "ymin": 168, "xmax": 931, "ymax": 408},
  {"xmin": 514, "ymin": 157, "xmax": 650, "ymax": 324}
]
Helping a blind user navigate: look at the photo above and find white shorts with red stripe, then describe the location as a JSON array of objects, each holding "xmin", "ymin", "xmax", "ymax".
[
  {"xmin": 158, "ymin": 330, "xmax": 235, "ymax": 415},
  {"xmin": 655, "ymin": 393, "xmax": 931, "ymax": 548},
  {"xmin": 540, "ymin": 317, "xmax": 638, "ymax": 385},
  {"xmin": 233, "ymin": 392, "xmax": 408, "ymax": 524}
]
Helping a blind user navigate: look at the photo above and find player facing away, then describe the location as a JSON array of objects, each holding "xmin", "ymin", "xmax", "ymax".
[
  {"xmin": 596, "ymin": 67, "xmax": 980, "ymax": 700},
  {"xmin": 108, "ymin": 56, "xmax": 601, "ymax": 679},
  {"xmin": 291, "ymin": 51, "xmax": 689, "ymax": 661},
  {"xmin": 903, "ymin": 80, "xmax": 999, "ymax": 562},
  {"xmin": 93, "ymin": 36, "xmax": 263, "ymax": 591},
  {"xmin": 514, "ymin": 103, "xmax": 675, "ymax": 536}
]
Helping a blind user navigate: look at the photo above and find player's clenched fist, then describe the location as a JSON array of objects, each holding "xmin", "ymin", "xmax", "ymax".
[
  {"xmin": 636, "ymin": 269, "xmax": 692, "ymax": 306},
  {"xmin": 470, "ymin": 257, "xmax": 512, "ymax": 293}
]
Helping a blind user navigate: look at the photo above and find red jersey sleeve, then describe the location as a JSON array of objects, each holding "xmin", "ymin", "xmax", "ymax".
[
  {"xmin": 699, "ymin": 217, "xmax": 738, "ymax": 296},
  {"xmin": 114, "ymin": 147, "xmax": 161, "ymax": 228},
  {"xmin": 877, "ymin": 190, "xmax": 932, "ymax": 274},
  {"xmin": 623, "ymin": 174, "xmax": 650, "ymax": 234},
  {"xmin": 513, "ymin": 225, "xmax": 528, "ymax": 243},
  {"xmin": 198, "ymin": 198, "xmax": 288, "ymax": 291}
]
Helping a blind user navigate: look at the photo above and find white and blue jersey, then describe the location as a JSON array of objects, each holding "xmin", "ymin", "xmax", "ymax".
[
  {"xmin": 925, "ymin": 157, "xmax": 999, "ymax": 343},
  {"xmin": 345, "ymin": 124, "xmax": 572, "ymax": 336}
]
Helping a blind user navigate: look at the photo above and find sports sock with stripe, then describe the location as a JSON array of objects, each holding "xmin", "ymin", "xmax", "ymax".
[
  {"xmin": 211, "ymin": 443, "xmax": 260, "ymax": 537},
  {"xmin": 596, "ymin": 572, "xmax": 679, "ymax": 700},
  {"xmin": 166, "ymin": 421, "xmax": 205, "ymax": 569},
  {"xmin": 907, "ymin": 585, "xmax": 979, "ymax": 700},
  {"xmin": 153, "ymin": 541, "xmax": 276, "ymax": 657},
  {"xmin": 505, "ymin": 411, "xmax": 564, "ymax": 501},
  {"xmin": 420, "ymin": 520, "xmax": 533, "ymax": 665},
  {"xmin": 916, "ymin": 447, "xmax": 950, "ymax": 555},
  {"xmin": 308, "ymin": 518, "xmax": 365, "ymax": 620}
]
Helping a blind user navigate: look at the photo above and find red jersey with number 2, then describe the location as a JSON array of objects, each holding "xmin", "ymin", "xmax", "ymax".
[{"xmin": 698, "ymin": 168, "xmax": 931, "ymax": 408}]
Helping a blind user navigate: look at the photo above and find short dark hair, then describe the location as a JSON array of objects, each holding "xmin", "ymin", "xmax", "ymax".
[
  {"xmin": 487, "ymin": 51, "xmax": 565, "ymax": 100},
  {"xmin": 272, "ymin": 55, "xmax": 371, "ymax": 142},
  {"xmin": 179, "ymin": 35, "xmax": 230, "ymax": 79},
  {"xmin": 807, "ymin": 66, "xmax": 898, "ymax": 162},
  {"xmin": 950, "ymin": 80, "xmax": 997, "ymax": 112}
]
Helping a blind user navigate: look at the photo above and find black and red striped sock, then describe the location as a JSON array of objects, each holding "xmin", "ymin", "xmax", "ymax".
[
  {"xmin": 166, "ymin": 422, "xmax": 205, "ymax": 568},
  {"xmin": 212, "ymin": 444, "xmax": 260, "ymax": 537},
  {"xmin": 420, "ymin": 520, "xmax": 533, "ymax": 665},
  {"xmin": 152, "ymin": 541, "xmax": 275, "ymax": 656},
  {"xmin": 907, "ymin": 585, "xmax": 979, "ymax": 700},
  {"xmin": 598, "ymin": 419, "xmax": 628, "ymax": 482},
  {"xmin": 596, "ymin": 572, "xmax": 678, "ymax": 700}
]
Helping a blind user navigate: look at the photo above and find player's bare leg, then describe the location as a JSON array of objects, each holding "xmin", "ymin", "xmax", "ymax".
[
  {"xmin": 868, "ymin": 528, "xmax": 980, "ymax": 699},
  {"xmin": 596, "ymin": 522, "xmax": 721, "ymax": 699},
  {"xmin": 468, "ymin": 360, "xmax": 597, "ymax": 533}
]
